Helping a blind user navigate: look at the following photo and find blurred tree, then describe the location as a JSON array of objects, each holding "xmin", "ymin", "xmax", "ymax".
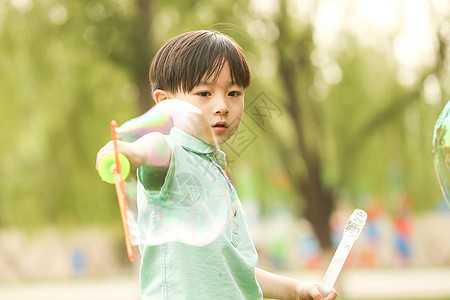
[
  {"xmin": 0, "ymin": 0, "xmax": 254, "ymax": 227},
  {"xmin": 0, "ymin": 1, "xmax": 138, "ymax": 227},
  {"xmin": 269, "ymin": 0, "xmax": 335, "ymax": 250},
  {"xmin": 1, "ymin": 0, "xmax": 448, "ymax": 258},
  {"xmin": 78, "ymin": 0, "xmax": 155, "ymax": 113},
  {"xmin": 237, "ymin": 0, "xmax": 449, "ymax": 250}
]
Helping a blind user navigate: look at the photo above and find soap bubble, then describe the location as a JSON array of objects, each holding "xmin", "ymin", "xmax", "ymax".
[
  {"xmin": 433, "ymin": 100, "xmax": 450, "ymax": 207},
  {"xmin": 129, "ymin": 167, "xmax": 234, "ymax": 246},
  {"xmin": 114, "ymin": 100, "xmax": 233, "ymax": 246}
]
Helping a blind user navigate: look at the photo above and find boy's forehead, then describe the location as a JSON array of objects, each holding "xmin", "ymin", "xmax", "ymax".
[{"xmin": 197, "ymin": 63, "xmax": 240, "ymax": 86}]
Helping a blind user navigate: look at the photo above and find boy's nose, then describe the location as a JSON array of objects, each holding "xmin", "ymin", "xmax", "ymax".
[
  {"xmin": 214, "ymin": 96, "xmax": 229, "ymax": 116},
  {"xmin": 215, "ymin": 108, "xmax": 229, "ymax": 116}
]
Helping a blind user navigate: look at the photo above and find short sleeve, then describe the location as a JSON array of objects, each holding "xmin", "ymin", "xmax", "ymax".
[{"xmin": 138, "ymin": 166, "xmax": 168, "ymax": 191}]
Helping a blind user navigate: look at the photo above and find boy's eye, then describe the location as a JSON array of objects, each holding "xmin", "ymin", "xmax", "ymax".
[
  {"xmin": 197, "ymin": 91, "xmax": 211, "ymax": 97},
  {"xmin": 228, "ymin": 91, "xmax": 241, "ymax": 97}
]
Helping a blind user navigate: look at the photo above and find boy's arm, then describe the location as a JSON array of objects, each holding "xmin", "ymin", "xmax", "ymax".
[
  {"xmin": 255, "ymin": 267, "xmax": 337, "ymax": 300},
  {"xmin": 96, "ymin": 100, "xmax": 212, "ymax": 170},
  {"xmin": 116, "ymin": 99, "xmax": 214, "ymax": 145},
  {"xmin": 96, "ymin": 132, "xmax": 171, "ymax": 171}
]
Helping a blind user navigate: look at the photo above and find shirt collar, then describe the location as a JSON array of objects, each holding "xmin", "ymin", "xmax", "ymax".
[
  {"xmin": 170, "ymin": 127, "xmax": 216, "ymax": 154},
  {"xmin": 170, "ymin": 127, "xmax": 227, "ymax": 169}
]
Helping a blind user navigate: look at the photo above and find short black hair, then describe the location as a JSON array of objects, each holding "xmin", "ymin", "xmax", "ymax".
[{"xmin": 149, "ymin": 30, "xmax": 251, "ymax": 94}]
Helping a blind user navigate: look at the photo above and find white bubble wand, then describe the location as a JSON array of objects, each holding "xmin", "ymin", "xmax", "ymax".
[{"xmin": 320, "ymin": 209, "xmax": 367, "ymax": 297}]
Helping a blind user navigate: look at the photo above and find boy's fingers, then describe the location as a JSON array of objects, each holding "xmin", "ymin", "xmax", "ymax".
[
  {"xmin": 318, "ymin": 285, "xmax": 331, "ymax": 298},
  {"xmin": 309, "ymin": 287, "xmax": 324, "ymax": 300},
  {"xmin": 96, "ymin": 141, "xmax": 115, "ymax": 170},
  {"xmin": 324, "ymin": 288, "xmax": 337, "ymax": 300}
]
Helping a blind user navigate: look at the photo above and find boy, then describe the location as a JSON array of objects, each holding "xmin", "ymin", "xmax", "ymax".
[{"xmin": 96, "ymin": 30, "xmax": 337, "ymax": 300}]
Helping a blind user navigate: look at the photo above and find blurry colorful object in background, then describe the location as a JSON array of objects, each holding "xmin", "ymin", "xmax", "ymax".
[
  {"xmin": 433, "ymin": 100, "xmax": 450, "ymax": 207},
  {"xmin": 393, "ymin": 194, "xmax": 412, "ymax": 266}
]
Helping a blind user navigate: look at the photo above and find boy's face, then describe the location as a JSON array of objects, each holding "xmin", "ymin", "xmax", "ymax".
[{"xmin": 169, "ymin": 63, "xmax": 244, "ymax": 145}]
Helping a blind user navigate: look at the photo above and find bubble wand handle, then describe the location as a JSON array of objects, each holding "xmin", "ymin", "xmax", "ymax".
[
  {"xmin": 111, "ymin": 120, "xmax": 135, "ymax": 261},
  {"xmin": 320, "ymin": 209, "xmax": 367, "ymax": 296}
]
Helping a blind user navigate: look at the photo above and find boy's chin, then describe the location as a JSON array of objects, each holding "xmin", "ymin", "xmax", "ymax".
[
  {"xmin": 215, "ymin": 136, "xmax": 230, "ymax": 146},
  {"xmin": 209, "ymin": 127, "xmax": 236, "ymax": 146}
]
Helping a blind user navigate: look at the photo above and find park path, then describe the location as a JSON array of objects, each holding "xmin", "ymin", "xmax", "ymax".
[{"xmin": 0, "ymin": 268, "xmax": 450, "ymax": 300}]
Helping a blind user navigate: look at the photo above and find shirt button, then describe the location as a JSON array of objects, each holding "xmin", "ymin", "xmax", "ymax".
[{"xmin": 209, "ymin": 153, "xmax": 213, "ymax": 157}]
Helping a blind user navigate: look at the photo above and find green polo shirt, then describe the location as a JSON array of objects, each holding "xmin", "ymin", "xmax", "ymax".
[{"xmin": 136, "ymin": 127, "xmax": 262, "ymax": 300}]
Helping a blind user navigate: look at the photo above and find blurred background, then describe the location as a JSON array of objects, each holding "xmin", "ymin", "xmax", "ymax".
[{"xmin": 1, "ymin": 0, "xmax": 450, "ymax": 299}]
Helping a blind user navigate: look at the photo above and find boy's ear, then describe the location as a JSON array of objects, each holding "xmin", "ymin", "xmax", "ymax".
[{"xmin": 153, "ymin": 89, "xmax": 171, "ymax": 104}]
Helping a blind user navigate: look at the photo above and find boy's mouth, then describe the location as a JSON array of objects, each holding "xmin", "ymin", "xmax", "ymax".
[{"xmin": 212, "ymin": 121, "xmax": 228, "ymax": 132}]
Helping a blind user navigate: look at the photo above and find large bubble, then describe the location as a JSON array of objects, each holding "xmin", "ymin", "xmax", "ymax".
[
  {"xmin": 433, "ymin": 100, "xmax": 450, "ymax": 207},
  {"xmin": 111, "ymin": 100, "xmax": 233, "ymax": 247}
]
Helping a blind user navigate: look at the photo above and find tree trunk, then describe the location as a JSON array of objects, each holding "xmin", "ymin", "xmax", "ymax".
[
  {"xmin": 299, "ymin": 162, "xmax": 334, "ymax": 250},
  {"xmin": 134, "ymin": 0, "xmax": 154, "ymax": 113},
  {"xmin": 274, "ymin": 0, "xmax": 334, "ymax": 251}
]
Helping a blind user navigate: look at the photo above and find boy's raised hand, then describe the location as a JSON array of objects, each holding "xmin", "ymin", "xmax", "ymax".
[
  {"xmin": 164, "ymin": 99, "xmax": 216, "ymax": 145},
  {"xmin": 96, "ymin": 140, "xmax": 143, "ymax": 171},
  {"xmin": 96, "ymin": 131, "xmax": 171, "ymax": 171}
]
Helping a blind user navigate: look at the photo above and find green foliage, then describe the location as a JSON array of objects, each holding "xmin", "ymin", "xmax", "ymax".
[
  {"xmin": 0, "ymin": 0, "xmax": 446, "ymax": 231},
  {"xmin": 0, "ymin": 1, "xmax": 137, "ymax": 228}
]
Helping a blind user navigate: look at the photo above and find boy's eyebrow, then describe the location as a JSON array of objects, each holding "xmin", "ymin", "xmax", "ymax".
[{"xmin": 196, "ymin": 81, "xmax": 243, "ymax": 88}]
